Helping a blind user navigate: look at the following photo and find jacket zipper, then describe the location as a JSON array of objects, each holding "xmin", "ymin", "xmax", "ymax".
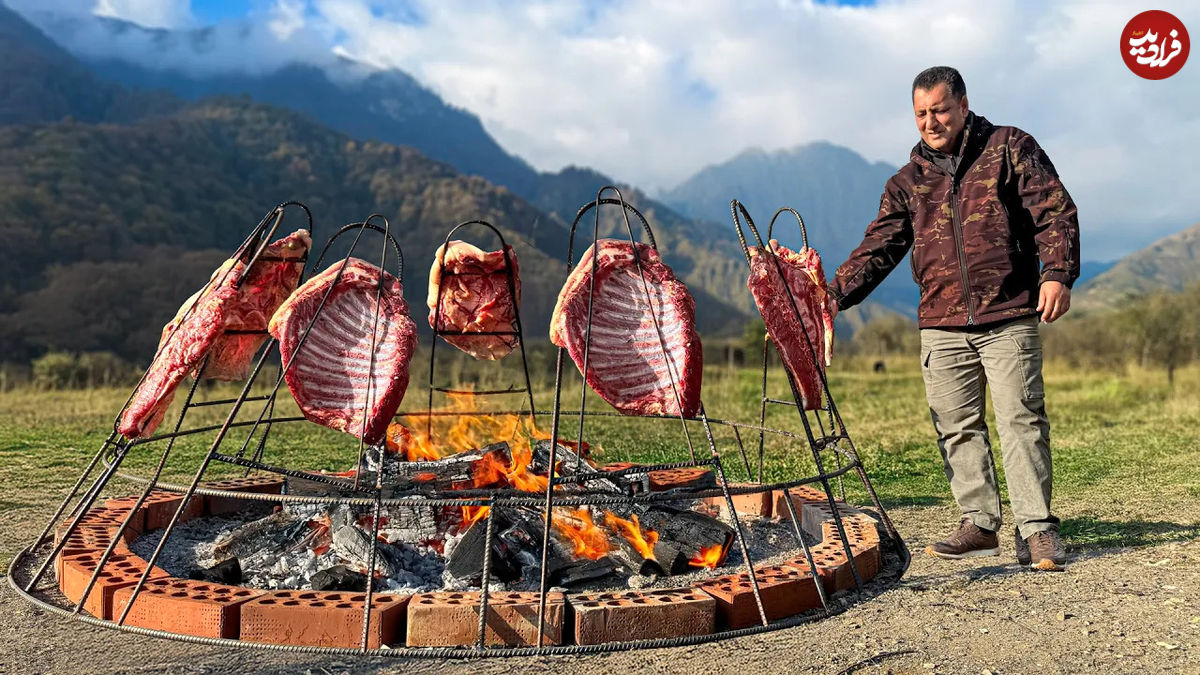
[{"xmin": 949, "ymin": 178, "xmax": 976, "ymax": 325}]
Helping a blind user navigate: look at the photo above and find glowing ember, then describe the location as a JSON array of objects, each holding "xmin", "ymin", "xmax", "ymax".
[
  {"xmin": 553, "ymin": 509, "xmax": 611, "ymax": 560},
  {"xmin": 688, "ymin": 543, "xmax": 726, "ymax": 569},
  {"xmin": 604, "ymin": 512, "xmax": 659, "ymax": 561}
]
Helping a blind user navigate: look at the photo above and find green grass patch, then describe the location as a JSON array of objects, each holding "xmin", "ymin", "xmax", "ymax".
[{"xmin": 1, "ymin": 360, "xmax": 1197, "ymax": 570}]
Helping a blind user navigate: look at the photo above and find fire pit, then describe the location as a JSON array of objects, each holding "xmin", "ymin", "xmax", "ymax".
[{"xmin": 9, "ymin": 191, "xmax": 910, "ymax": 657}]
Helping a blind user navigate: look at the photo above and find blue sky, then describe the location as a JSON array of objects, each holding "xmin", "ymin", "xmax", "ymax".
[
  {"xmin": 188, "ymin": 0, "xmax": 878, "ymax": 25},
  {"xmin": 192, "ymin": 0, "xmax": 253, "ymax": 23}
]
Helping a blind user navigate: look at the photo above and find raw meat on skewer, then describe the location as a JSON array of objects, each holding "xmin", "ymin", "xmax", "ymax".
[
  {"xmin": 118, "ymin": 228, "xmax": 310, "ymax": 439},
  {"xmin": 269, "ymin": 258, "xmax": 417, "ymax": 445},
  {"xmin": 550, "ymin": 239, "xmax": 702, "ymax": 417},
  {"xmin": 427, "ymin": 241, "xmax": 521, "ymax": 360},
  {"xmin": 746, "ymin": 239, "xmax": 835, "ymax": 410}
]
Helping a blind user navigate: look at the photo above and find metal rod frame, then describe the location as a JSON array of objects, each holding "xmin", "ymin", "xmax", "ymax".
[
  {"xmin": 731, "ymin": 200, "xmax": 911, "ymax": 594},
  {"xmin": 14, "ymin": 192, "xmax": 909, "ymax": 657}
]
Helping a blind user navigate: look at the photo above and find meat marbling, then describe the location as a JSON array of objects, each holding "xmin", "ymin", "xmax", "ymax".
[
  {"xmin": 118, "ymin": 228, "xmax": 311, "ymax": 439},
  {"xmin": 550, "ymin": 239, "xmax": 702, "ymax": 417},
  {"xmin": 746, "ymin": 239, "xmax": 835, "ymax": 410},
  {"xmin": 426, "ymin": 240, "xmax": 521, "ymax": 360},
  {"xmin": 268, "ymin": 258, "xmax": 417, "ymax": 445},
  {"xmin": 119, "ymin": 261, "xmax": 245, "ymax": 439}
]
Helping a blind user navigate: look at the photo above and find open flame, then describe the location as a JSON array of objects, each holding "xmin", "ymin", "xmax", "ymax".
[
  {"xmin": 387, "ymin": 390, "xmax": 551, "ymax": 463},
  {"xmin": 467, "ymin": 443, "xmax": 548, "ymax": 493},
  {"xmin": 461, "ymin": 504, "xmax": 489, "ymax": 527},
  {"xmin": 604, "ymin": 512, "xmax": 659, "ymax": 561},
  {"xmin": 688, "ymin": 543, "xmax": 727, "ymax": 569},
  {"xmin": 553, "ymin": 509, "xmax": 611, "ymax": 560}
]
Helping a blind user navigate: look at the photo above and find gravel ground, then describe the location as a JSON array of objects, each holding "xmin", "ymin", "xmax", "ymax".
[{"xmin": 4, "ymin": 502, "xmax": 1198, "ymax": 675}]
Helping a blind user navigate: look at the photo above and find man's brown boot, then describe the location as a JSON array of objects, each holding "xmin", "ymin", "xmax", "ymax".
[
  {"xmin": 925, "ymin": 518, "xmax": 1000, "ymax": 559},
  {"xmin": 1016, "ymin": 529, "xmax": 1066, "ymax": 570}
]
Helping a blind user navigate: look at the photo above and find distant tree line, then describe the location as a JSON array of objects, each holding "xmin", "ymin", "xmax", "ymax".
[
  {"xmin": 735, "ymin": 283, "xmax": 1199, "ymax": 385},
  {"xmin": 6, "ymin": 284, "xmax": 1196, "ymax": 391},
  {"xmin": 1043, "ymin": 282, "xmax": 1199, "ymax": 386}
]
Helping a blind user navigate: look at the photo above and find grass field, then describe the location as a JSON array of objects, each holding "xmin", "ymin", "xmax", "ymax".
[{"xmin": 1, "ymin": 357, "xmax": 1198, "ymax": 570}]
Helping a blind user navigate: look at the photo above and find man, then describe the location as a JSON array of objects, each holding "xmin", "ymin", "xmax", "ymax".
[{"xmin": 828, "ymin": 66, "xmax": 1079, "ymax": 570}]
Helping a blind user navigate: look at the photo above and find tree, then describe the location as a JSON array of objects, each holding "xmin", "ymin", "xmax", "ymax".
[{"xmin": 1122, "ymin": 286, "xmax": 1199, "ymax": 387}]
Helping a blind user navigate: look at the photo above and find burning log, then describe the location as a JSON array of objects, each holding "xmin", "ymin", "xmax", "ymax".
[
  {"xmin": 531, "ymin": 440, "xmax": 628, "ymax": 495},
  {"xmin": 551, "ymin": 557, "xmax": 618, "ymax": 586},
  {"xmin": 211, "ymin": 509, "xmax": 301, "ymax": 561},
  {"xmin": 641, "ymin": 509, "xmax": 734, "ymax": 576},
  {"xmin": 331, "ymin": 525, "xmax": 399, "ymax": 577},
  {"xmin": 388, "ymin": 443, "xmax": 504, "ymax": 490},
  {"xmin": 598, "ymin": 508, "xmax": 734, "ymax": 577},
  {"xmin": 379, "ymin": 504, "xmax": 440, "ymax": 542},
  {"xmin": 445, "ymin": 507, "xmax": 570, "ymax": 584}
]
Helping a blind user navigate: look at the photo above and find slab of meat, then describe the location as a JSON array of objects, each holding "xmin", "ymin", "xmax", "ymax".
[
  {"xmin": 268, "ymin": 258, "xmax": 417, "ymax": 445},
  {"xmin": 118, "ymin": 229, "xmax": 312, "ymax": 439},
  {"xmin": 426, "ymin": 240, "xmax": 521, "ymax": 360},
  {"xmin": 746, "ymin": 239, "xmax": 836, "ymax": 410},
  {"xmin": 550, "ymin": 239, "xmax": 702, "ymax": 417},
  {"xmin": 164, "ymin": 229, "xmax": 312, "ymax": 381},
  {"xmin": 118, "ymin": 261, "xmax": 246, "ymax": 439}
]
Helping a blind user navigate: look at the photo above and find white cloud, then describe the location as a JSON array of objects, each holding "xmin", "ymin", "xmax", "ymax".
[
  {"xmin": 9, "ymin": 0, "xmax": 1200, "ymax": 259},
  {"xmin": 92, "ymin": 0, "xmax": 193, "ymax": 28}
]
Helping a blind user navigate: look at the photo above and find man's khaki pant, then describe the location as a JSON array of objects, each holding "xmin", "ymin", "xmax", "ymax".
[{"xmin": 920, "ymin": 316, "xmax": 1058, "ymax": 538}]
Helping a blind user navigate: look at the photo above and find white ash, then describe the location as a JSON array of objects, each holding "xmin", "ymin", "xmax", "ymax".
[
  {"xmin": 129, "ymin": 500, "xmax": 813, "ymax": 597},
  {"xmin": 129, "ymin": 515, "xmax": 245, "ymax": 575}
]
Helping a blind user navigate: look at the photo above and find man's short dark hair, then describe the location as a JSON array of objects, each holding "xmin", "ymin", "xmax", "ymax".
[{"xmin": 913, "ymin": 66, "xmax": 966, "ymax": 100}]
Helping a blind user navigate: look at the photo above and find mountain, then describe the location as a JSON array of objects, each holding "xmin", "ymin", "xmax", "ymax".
[
  {"xmin": 27, "ymin": 12, "xmax": 753, "ymax": 321},
  {"xmin": 90, "ymin": 57, "xmax": 544, "ymax": 198},
  {"xmin": 1074, "ymin": 222, "xmax": 1200, "ymax": 311},
  {"xmin": 663, "ymin": 143, "xmax": 921, "ymax": 322},
  {"xmin": 1076, "ymin": 259, "xmax": 1117, "ymax": 288},
  {"xmin": 0, "ymin": 2, "xmax": 175, "ymax": 125},
  {"xmin": 0, "ymin": 99, "xmax": 578, "ymax": 359},
  {"xmin": 0, "ymin": 4, "xmax": 749, "ymax": 363}
]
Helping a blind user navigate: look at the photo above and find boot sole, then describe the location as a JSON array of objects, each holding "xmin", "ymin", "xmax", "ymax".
[
  {"xmin": 1029, "ymin": 558, "xmax": 1065, "ymax": 571},
  {"xmin": 924, "ymin": 545, "xmax": 1000, "ymax": 560}
]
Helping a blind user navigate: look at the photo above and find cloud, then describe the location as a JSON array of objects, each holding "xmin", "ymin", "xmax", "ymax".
[
  {"xmin": 92, "ymin": 0, "xmax": 194, "ymax": 28},
  {"xmin": 9, "ymin": 0, "xmax": 1200, "ymax": 259}
]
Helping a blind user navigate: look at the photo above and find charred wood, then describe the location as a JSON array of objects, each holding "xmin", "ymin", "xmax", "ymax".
[{"xmin": 642, "ymin": 509, "xmax": 734, "ymax": 576}]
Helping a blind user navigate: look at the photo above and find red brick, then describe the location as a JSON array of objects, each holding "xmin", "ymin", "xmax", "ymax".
[
  {"xmin": 772, "ymin": 485, "xmax": 832, "ymax": 521},
  {"xmin": 406, "ymin": 592, "xmax": 565, "ymax": 647},
  {"xmin": 57, "ymin": 552, "xmax": 169, "ymax": 619},
  {"xmin": 105, "ymin": 490, "xmax": 202, "ymax": 531},
  {"xmin": 55, "ymin": 507, "xmax": 143, "ymax": 544},
  {"xmin": 703, "ymin": 484, "xmax": 774, "ymax": 518},
  {"xmin": 201, "ymin": 476, "xmax": 287, "ymax": 516},
  {"xmin": 694, "ymin": 564, "xmax": 821, "ymax": 629},
  {"xmin": 806, "ymin": 540, "xmax": 880, "ymax": 592},
  {"xmin": 572, "ymin": 588, "xmax": 715, "ymax": 645},
  {"xmin": 647, "ymin": 467, "xmax": 713, "ymax": 491},
  {"xmin": 113, "ymin": 578, "xmax": 261, "ymax": 639},
  {"xmin": 53, "ymin": 526, "xmax": 133, "ymax": 578},
  {"xmin": 240, "ymin": 590, "xmax": 407, "ymax": 648}
]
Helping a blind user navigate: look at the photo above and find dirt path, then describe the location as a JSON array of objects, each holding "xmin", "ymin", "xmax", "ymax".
[{"xmin": 3, "ymin": 503, "xmax": 1197, "ymax": 675}]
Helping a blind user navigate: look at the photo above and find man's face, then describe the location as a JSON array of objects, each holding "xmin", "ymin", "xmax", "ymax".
[{"xmin": 913, "ymin": 83, "xmax": 969, "ymax": 153}]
